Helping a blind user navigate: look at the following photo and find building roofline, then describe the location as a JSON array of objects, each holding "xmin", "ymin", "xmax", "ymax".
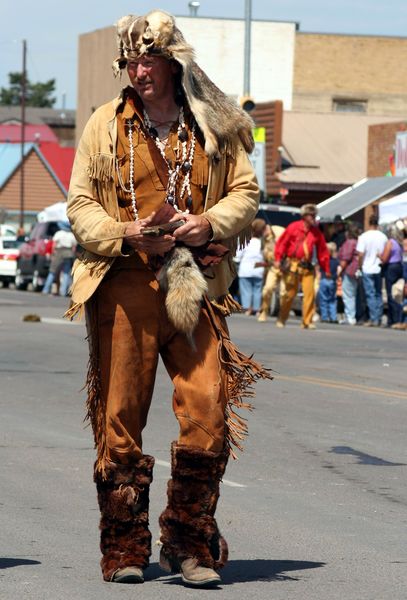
[
  {"xmin": 81, "ymin": 20, "xmax": 407, "ymax": 42},
  {"xmin": 31, "ymin": 145, "xmax": 67, "ymax": 195},
  {"xmin": 82, "ymin": 16, "xmax": 300, "ymax": 37},
  {"xmin": 174, "ymin": 14, "xmax": 300, "ymax": 27},
  {"xmin": 0, "ymin": 142, "xmax": 67, "ymax": 196},
  {"xmin": 0, "ymin": 143, "xmax": 34, "ymax": 189},
  {"xmin": 297, "ymin": 30, "xmax": 407, "ymax": 41}
]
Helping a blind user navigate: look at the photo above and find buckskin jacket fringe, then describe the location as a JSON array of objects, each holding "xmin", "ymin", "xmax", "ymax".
[{"xmin": 66, "ymin": 91, "xmax": 260, "ymax": 318}]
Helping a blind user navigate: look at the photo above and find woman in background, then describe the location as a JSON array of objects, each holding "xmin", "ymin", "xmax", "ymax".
[
  {"xmin": 236, "ymin": 218, "xmax": 267, "ymax": 315},
  {"xmin": 338, "ymin": 224, "xmax": 359, "ymax": 325},
  {"xmin": 380, "ymin": 226, "xmax": 404, "ymax": 327}
]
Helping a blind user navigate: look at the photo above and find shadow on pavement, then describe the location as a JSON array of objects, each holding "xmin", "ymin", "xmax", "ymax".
[
  {"xmin": 0, "ymin": 558, "xmax": 42, "ymax": 569},
  {"xmin": 145, "ymin": 558, "xmax": 325, "ymax": 584},
  {"xmin": 222, "ymin": 559, "xmax": 326, "ymax": 583}
]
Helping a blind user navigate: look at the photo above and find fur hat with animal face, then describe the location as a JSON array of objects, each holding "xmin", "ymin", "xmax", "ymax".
[{"xmin": 113, "ymin": 9, "xmax": 255, "ymax": 157}]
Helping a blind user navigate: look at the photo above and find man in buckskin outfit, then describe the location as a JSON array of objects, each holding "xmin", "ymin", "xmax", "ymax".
[{"xmin": 67, "ymin": 10, "xmax": 269, "ymax": 588}]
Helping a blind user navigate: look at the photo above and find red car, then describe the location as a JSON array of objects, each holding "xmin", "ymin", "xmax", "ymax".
[{"xmin": 15, "ymin": 221, "xmax": 61, "ymax": 291}]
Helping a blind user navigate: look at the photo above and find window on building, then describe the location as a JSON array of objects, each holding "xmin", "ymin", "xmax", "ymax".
[{"xmin": 333, "ymin": 98, "xmax": 368, "ymax": 113}]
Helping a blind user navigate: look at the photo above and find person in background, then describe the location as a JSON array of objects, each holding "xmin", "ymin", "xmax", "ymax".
[
  {"xmin": 401, "ymin": 281, "xmax": 407, "ymax": 330},
  {"xmin": 402, "ymin": 236, "xmax": 407, "ymax": 280},
  {"xmin": 42, "ymin": 222, "xmax": 76, "ymax": 296},
  {"xmin": 319, "ymin": 242, "xmax": 339, "ymax": 322},
  {"xmin": 236, "ymin": 218, "xmax": 267, "ymax": 315},
  {"xmin": 257, "ymin": 223, "xmax": 285, "ymax": 322},
  {"xmin": 274, "ymin": 203, "xmax": 330, "ymax": 329},
  {"xmin": 356, "ymin": 215, "xmax": 387, "ymax": 327},
  {"xmin": 379, "ymin": 226, "xmax": 404, "ymax": 327},
  {"xmin": 338, "ymin": 223, "xmax": 359, "ymax": 325},
  {"xmin": 331, "ymin": 214, "xmax": 346, "ymax": 249},
  {"xmin": 16, "ymin": 227, "xmax": 27, "ymax": 242}
]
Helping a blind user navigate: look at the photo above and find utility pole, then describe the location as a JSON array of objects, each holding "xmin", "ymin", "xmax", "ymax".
[
  {"xmin": 19, "ymin": 39, "xmax": 27, "ymax": 230},
  {"xmin": 243, "ymin": 0, "xmax": 252, "ymax": 97}
]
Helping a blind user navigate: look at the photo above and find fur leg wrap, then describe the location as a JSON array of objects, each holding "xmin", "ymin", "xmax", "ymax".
[
  {"xmin": 95, "ymin": 455, "xmax": 154, "ymax": 581},
  {"xmin": 159, "ymin": 442, "xmax": 228, "ymax": 572}
]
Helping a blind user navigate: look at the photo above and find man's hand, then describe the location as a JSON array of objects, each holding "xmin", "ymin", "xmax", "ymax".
[
  {"xmin": 274, "ymin": 260, "xmax": 281, "ymax": 270},
  {"xmin": 124, "ymin": 212, "xmax": 176, "ymax": 256},
  {"xmin": 172, "ymin": 214, "xmax": 212, "ymax": 246}
]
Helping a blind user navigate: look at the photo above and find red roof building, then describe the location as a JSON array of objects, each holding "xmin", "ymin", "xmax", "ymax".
[
  {"xmin": 40, "ymin": 143, "xmax": 75, "ymax": 191},
  {"xmin": 0, "ymin": 123, "xmax": 59, "ymax": 144},
  {"xmin": 0, "ymin": 141, "xmax": 75, "ymax": 216}
]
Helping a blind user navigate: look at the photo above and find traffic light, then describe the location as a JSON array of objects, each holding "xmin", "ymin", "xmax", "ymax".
[{"xmin": 239, "ymin": 96, "xmax": 256, "ymax": 112}]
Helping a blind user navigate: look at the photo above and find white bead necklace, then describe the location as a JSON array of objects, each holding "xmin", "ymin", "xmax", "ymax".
[
  {"xmin": 143, "ymin": 106, "xmax": 196, "ymax": 215},
  {"xmin": 119, "ymin": 108, "xmax": 196, "ymax": 221},
  {"xmin": 127, "ymin": 122, "xmax": 138, "ymax": 220},
  {"xmin": 115, "ymin": 121, "xmax": 139, "ymax": 220}
]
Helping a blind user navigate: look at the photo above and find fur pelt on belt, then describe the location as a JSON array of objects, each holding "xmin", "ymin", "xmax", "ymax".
[{"xmin": 158, "ymin": 246, "xmax": 208, "ymax": 339}]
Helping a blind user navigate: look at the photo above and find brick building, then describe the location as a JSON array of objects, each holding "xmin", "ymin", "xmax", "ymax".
[
  {"xmin": 293, "ymin": 33, "xmax": 407, "ymax": 117},
  {"xmin": 368, "ymin": 121, "xmax": 407, "ymax": 177},
  {"xmin": 0, "ymin": 142, "xmax": 74, "ymax": 226}
]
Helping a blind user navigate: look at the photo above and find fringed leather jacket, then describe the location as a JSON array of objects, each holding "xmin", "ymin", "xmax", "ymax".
[{"xmin": 66, "ymin": 91, "xmax": 259, "ymax": 316}]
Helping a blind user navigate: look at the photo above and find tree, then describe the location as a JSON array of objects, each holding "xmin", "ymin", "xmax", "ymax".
[{"xmin": 0, "ymin": 72, "xmax": 56, "ymax": 108}]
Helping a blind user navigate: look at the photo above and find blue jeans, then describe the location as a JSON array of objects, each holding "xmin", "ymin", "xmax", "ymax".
[
  {"xmin": 42, "ymin": 271, "xmax": 55, "ymax": 294},
  {"xmin": 383, "ymin": 262, "xmax": 403, "ymax": 325},
  {"xmin": 319, "ymin": 278, "xmax": 337, "ymax": 321},
  {"xmin": 60, "ymin": 258, "xmax": 73, "ymax": 297},
  {"xmin": 239, "ymin": 277, "xmax": 263, "ymax": 311},
  {"xmin": 342, "ymin": 274, "xmax": 358, "ymax": 323},
  {"xmin": 42, "ymin": 258, "xmax": 73, "ymax": 296},
  {"xmin": 362, "ymin": 273, "xmax": 383, "ymax": 324}
]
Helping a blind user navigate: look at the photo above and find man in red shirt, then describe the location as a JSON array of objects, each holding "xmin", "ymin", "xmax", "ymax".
[{"xmin": 274, "ymin": 203, "xmax": 330, "ymax": 329}]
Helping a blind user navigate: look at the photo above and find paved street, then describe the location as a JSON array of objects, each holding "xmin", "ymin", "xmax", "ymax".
[{"xmin": 1, "ymin": 287, "xmax": 406, "ymax": 600}]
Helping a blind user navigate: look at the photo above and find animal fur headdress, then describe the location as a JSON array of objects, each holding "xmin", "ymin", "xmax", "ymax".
[{"xmin": 113, "ymin": 9, "xmax": 255, "ymax": 157}]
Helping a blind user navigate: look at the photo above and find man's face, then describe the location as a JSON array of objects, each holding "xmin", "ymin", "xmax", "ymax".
[
  {"xmin": 303, "ymin": 213, "xmax": 316, "ymax": 227},
  {"xmin": 127, "ymin": 55, "xmax": 177, "ymax": 103}
]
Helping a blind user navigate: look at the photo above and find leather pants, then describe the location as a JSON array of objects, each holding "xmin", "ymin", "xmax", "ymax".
[{"xmin": 88, "ymin": 265, "xmax": 228, "ymax": 469}]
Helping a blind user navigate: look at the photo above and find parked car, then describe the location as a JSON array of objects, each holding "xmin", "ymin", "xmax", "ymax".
[
  {"xmin": 256, "ymin": 203, "xmax": 301, "ymax": 228},
  {"xmin": 15, "ymin": 221, "xmax": 61, "ymax": 291},
  {"xmin": 0, "ymin": 237, "xmax": 20, "ymax": 288},
  {"xmin": 0, "ymin": 225, "xmax": 17, "ymax": 237}
]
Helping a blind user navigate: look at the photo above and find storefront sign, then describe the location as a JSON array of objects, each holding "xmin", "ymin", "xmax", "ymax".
[
  {"xmin": 395, "ymin": 131, "xmax": 407, "ymax": 176},
  {"xmin": 249, "ymin": 127, "xmax": 266, "ymax": 192}
]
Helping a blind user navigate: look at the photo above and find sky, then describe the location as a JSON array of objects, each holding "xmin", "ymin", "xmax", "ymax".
[{"xmin": 1, "ymin": 0, "xmax": 407, "ymax": 110}]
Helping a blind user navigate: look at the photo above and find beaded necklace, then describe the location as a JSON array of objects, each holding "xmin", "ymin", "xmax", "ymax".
[{"xmin": 119, "ymin": 106, "xmax": 196, "ymax": 221}]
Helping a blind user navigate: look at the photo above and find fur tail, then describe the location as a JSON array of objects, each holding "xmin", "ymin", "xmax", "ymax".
[{"xmin": 160, "ymin": 247, "xmax": 208, "ymax": 338}]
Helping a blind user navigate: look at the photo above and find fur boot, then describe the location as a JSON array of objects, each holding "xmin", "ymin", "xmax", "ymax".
[
  {"xmin": 159, "ymin": 442, "xmax": 229, "ymax": 572},
  {"xmin": 95, "ymin": 455, "xmax": 154, "ymax": 581}
]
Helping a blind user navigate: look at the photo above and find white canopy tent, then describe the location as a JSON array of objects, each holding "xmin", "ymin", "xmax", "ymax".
[
  {"xmin": 37, "ymin": 201, "xmax": 68, "ymax": 223},
  {"xmin": 379, "ymin": 192, "xmax": 407, "ymax": 224}
]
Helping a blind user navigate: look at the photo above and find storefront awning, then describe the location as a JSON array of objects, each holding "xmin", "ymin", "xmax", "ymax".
[
  {"xmin": 379, "ymin": 191, "xmax": 407, "ymax": 223},
  {"xmin": 317, "ymin": 177, "xmax": 407, "ymax": 221}
]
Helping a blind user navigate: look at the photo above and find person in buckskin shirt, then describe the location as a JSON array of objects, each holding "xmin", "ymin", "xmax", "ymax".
[{"xmin": 66, "ymin": 9, "xmax": 269, "ymax": 588}]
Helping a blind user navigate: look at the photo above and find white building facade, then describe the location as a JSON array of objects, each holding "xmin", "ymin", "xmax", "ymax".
[{"xmin": 175, "ymin": 17, "xmax": 296, "ymax": 108}]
